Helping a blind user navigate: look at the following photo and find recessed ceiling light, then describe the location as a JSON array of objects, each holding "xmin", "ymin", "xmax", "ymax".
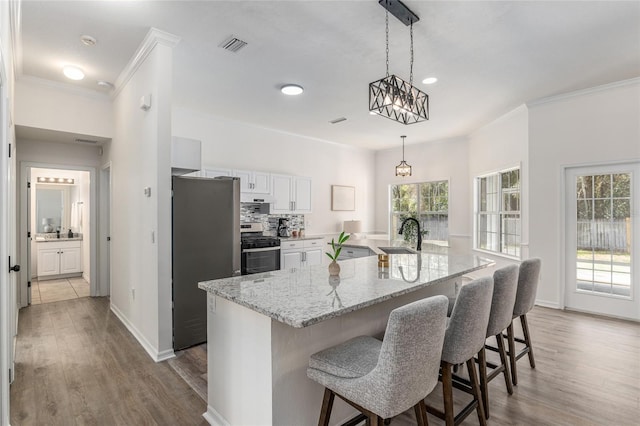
[
  {"xmin": 63, "ymin": 66, "xmax": 85, "ymax": 80},
  {"xmin": 281, "ymin": 84, "xmax": 304, "ymax": 95},
  {"xmin": 80, "ymin": 35, "xmax": 97, "ymax": 46},
  {"xmin": 422, "ymin": 77, "xmax": 438, "ymax": 85}
]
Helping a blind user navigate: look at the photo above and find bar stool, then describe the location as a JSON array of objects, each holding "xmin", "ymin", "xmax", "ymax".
[
  {"xmin": 425, "ymin": 276, "xmax": 494, "ymax": 426},
  {"xmin": 307, "ymin": 295, "xmax": 449, "ymax": 425},
  {"xmin": 477, "ymin": 264, "xmax": 519, "ymax": 419},
  {"xmin": 507, "ymin": 258, "xmax": 542, "ymax": 385}
]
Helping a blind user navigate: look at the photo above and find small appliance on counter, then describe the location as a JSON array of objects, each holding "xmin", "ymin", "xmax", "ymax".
[
  {"xmin": 241, "ymin": 222, "xmax": 281, "ymax": 275},
  {"xmin": 277, "ymin": 218, "xmax": 290, "ymax": 237}
]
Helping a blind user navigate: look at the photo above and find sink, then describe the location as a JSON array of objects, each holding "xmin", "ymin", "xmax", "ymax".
[{"xmin": 378, "ymin": 247, "xmax": 417, "ymax": 254}]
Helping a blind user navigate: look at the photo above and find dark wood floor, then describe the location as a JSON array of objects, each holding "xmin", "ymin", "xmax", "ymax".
[
  {"xmin": 10, "ymin": 298, "xmax": 640, "ymax": 426},
  {"xmin": 10, "ymin": 297, "xmax": 207, "ymax": 426}
]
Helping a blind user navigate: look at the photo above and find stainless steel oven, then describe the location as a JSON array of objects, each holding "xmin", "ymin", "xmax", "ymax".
[{"xmin": 241, "ymin": 223, "xmax": 281, "ymax": 275}]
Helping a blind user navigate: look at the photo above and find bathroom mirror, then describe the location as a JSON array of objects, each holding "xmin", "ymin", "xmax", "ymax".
[{"xmin": 36, "ymin": 184, "xmax": 71, "ymax": 233}]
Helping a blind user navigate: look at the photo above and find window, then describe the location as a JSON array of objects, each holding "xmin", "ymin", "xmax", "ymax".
[
  {"xmin": 475, "ymin": 168, "xmax": 520, "ymax": 257},
  {"xmin": 390, "ymin": 181, "xmax": 449, "ymax": 245}
]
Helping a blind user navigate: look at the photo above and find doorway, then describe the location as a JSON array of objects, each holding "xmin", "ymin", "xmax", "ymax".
[
  {"xmin": 564, "ymin": 162, "xmax": 640, "ymax": 320},
  {"xmin": 28, "ymin": 167, "xmax": 91, "ymax": 304},
  {"xmin": 19, "ymin": 162, "xmax": 99, "ymax": 308}
]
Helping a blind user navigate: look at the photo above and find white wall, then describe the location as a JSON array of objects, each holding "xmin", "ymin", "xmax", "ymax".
[
  {"xmin": 14, "ymin": 79, "xmax": 112, "ymax": 138},
  {"xmin": 528, "ymin": 79, "xmax": 640, "ymax": 308},
  {"xmin": 374, "ymin": 137, "xmax": 470, "ymax": 247},
  {"xmin": 172, "ymin": 107, "xmax": 377, "ymax": 235},
  {"xmin": 467, "ymin": 105, "xmax": 530, "ymax": 273},
  {"xmin": 106, "ymin": 40, "xmax": 175, "ymax": 361}
]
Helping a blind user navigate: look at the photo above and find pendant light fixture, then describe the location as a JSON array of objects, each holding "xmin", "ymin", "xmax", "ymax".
[
  {"xmin": 369, "ymin": 0, "xmax": 429, "ymax": 125},
  {"xmin": 395, "ymin": 135, "xmax": 412, "ymax": 177}
]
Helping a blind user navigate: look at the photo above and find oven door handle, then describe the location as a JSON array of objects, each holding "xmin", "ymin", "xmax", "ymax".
[{"xmin": 242, "ymin": 247, "xmax": 281, "ymax": 253}]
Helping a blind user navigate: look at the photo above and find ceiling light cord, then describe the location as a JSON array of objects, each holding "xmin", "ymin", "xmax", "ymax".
[
  {"xmin": 385, "ymin": 10, "xmax": 390, "ymax": 77},
  {"xmin": 409, "ymin": 21, "xmax": 414, "ymax": 87},
  {"xmin": 402, "ymin": 135, "xmax": 406, "ymax": 161}
]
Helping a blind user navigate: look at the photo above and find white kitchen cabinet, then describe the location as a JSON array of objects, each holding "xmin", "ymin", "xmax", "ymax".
[
  {"xmin": 280, "ymin": 238, "xmax": 323, "ymax": 269},
  {"xmin": 234, "ymin": 169, "xmax": 270, "ymax": 194},
  {"xmin": 340, "ymin": 246, "xmax": 373, "ymax": 260},
  {"xmin": 271, "ymin": 174, "xmax": 312, "ymax": 214},
  {"xmin": 37, "ymin": 240, "xmax": 82, "ymax": 278},
  {"xmin": 202, "ymin": 167, "xmax": 233, "ymax": 178}
]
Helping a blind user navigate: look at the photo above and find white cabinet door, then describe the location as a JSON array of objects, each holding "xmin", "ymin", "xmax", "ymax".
[
  {"xmin": 37, "ymin": 248, "xmax": 60, "ymax": 277},
  {"xmin": 253, "ymin": 171, "xmax": 271, "ymax": 194},
  {"xmin": 203, "ymin": 168, "xmax": 233, "ymax": 178},
  {"xmin": 304, "ymin": 249, "xmax": 322, "ymax": 266},
  {"xmin": 282, "ymin": 251, "xmax": 302, "ymax": 270},
  {"xmin": 272, "ymin": 174, "xmax": 293, "ymax": 213},
  {"xmin": 59, "ymin": 247, "xmax": 82, "ymax": 274},
  {"xmin": 234, "ymin": 169, "xmax": 253, "ymax": 192},
  {"xmin": 294, "ymin": 177, "xmax": 312, "ymax": 213}
]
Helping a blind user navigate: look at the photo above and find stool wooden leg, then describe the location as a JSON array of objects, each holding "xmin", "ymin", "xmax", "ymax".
[
  {"xmin": 478, "ymin": 347, "xmax": 489, "ymax": 419},
  {"xmin": 318, "ymin": 388, "xmax": 335, "ymax": 426},
  {"xmin": 507, "ymin": 322, "xmax": 518, "ymax": 385},
  {"xmin": 521, "ymin": 314, "xmax": 536, "ymax": 368},
  {"xmin": 414, "ymin": 400, "xmax": 429, "ymax": 426},
  {"xmin": 496, "ymin": 333, "xmax": 513, "ymax": 395},
  {"xmin": 466, "ymin": 358, "xmax": 487, "ymax": 426},
  {"xmin": 441, "ymin": 361, "xmax": 455, "ymax": 426}
]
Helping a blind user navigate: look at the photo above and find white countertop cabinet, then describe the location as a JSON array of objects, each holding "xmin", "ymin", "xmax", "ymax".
[
  {"xmin": 280, "ymin": 238, "xmax": 323, "ymax": 269},
  {"xmin": 36, "ymin": 240, "xmax": 82, "ymax": 278}
]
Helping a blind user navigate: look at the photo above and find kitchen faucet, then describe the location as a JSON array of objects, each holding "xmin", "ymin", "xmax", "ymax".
[{"xmin": 399, "ymin": 217, "xmax": 422, "ymax": 251}]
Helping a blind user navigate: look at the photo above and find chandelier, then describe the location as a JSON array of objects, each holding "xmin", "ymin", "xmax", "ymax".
[
  {"xmin": 369, "ymin": 0, "xmax": 429, "ymax": 125},
  {"xmin": 395, "ymin": 135, "xmax": 412, "ymax": 176}
]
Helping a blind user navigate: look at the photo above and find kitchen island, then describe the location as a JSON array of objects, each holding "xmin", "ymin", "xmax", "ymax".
[{"xmin": 198, "ymin": 246, "xmax": 493, "ymax": 425}]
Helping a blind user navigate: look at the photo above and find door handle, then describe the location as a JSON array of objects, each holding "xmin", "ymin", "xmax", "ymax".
[{"xmin": 8, "ymin": 256, "xmax": 20, "ymax": 273}]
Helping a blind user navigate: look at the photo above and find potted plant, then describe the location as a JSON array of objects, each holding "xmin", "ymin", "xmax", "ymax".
[{"xmin": 325, "ymin": 231, "xmax": 350, "ymax": 276}]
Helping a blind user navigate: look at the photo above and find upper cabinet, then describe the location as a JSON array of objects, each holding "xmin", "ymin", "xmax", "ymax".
[
  {"xmin": 202, "ymin": 167, "xmax": 233, "ymax": 178},
  {"xmin": 271, "ymin": 174, "xmax": 312, "ymax": 214},
  {"xmin": 171, "ymin": 137, "xmax": 202, "ymax": 176},
  {"xmin": 234, "ymin": 170, "xmax": 270, "ymax": 194}
]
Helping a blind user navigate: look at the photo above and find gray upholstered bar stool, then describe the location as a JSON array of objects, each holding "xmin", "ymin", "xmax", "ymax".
[
  {"xmin": 307, "ymin": 296, "xmax": 449, "ymax": 426},
  {"xmin": 425, "ymin": 276, "xmax": 494, "ymax": 426},
  {"xmin": 507, "ymin": 258, "xmax": 542, "ymax": 385},
  {"xmin": 477, "ymin": 264, "xmax": 519, "ymax": 419}
]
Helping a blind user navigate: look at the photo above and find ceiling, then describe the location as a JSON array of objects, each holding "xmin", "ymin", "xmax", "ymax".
[{"xmin": 17, "ymin": 0, "xmax": 640, "ymax": 150}]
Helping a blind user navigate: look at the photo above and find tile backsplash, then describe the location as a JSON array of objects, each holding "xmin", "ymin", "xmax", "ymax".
[{"xmin": 240, "ymin": 203, "xmax": 304, "ymax": 236}]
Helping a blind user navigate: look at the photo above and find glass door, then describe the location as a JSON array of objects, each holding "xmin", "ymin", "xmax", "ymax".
[{"xmin": 565, "ymin": 163, "xmax": 639, "ymax": 320}]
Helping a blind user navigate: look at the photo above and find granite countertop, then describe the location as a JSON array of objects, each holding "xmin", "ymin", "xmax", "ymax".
[
  {"xmin": 199, "ymin": 246, "xmax": 493, "ymax": 328},
  {"xmin": 277, "ymin": 235, "xmax": 324, "ymax": 242}
]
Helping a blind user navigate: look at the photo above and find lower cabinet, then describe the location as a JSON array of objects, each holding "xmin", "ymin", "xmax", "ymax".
[
  {"xmin": 280, "ymin": 238, "xmax": 323, "ymax": 269},
  {"xmin": 37, "ymin": 240, "xmax": 82, "ymax": 278},
  {"xmin": 340, "ymin": 246, "xmax": 374, "ymax": 260}
]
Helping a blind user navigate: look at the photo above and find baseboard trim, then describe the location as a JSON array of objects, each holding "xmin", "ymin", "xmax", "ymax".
[
  {"xmin": 535, "ymin": 299, "xmax": 560, "ymax": 309},
  {"xmin": 203, "ymin": 405, "xmax": 230, "ymax": 426},
  {"xmin": 110, "ymin": 303, "xmax": 175, "ymax": 362}
]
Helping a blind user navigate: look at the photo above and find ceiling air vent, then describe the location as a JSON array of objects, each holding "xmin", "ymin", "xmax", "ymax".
[
  {"xmin": 75, "ymin": 138, "xmax": 98, "ymax": 144},
  {"xmin": 329, "ymin": 117, "xmax": 347, "ymax": 124},
  {"xmin": 219, "ymin": 36, "xmax": 248, "ymax": 53}
]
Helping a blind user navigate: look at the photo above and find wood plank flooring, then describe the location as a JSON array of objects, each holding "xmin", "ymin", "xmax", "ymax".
[
  {"xmin": 10, "ymin": 299, "xmax": 640, "ymax": 426},
  {"xmin": 10, "ymin": 297, "xmax": 207, "ymax": 426}
]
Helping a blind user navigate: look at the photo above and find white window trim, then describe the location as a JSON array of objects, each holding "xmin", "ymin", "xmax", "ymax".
[{"xmin": 473, "ymin": 166, "xmax": 522, "ymax": 260}]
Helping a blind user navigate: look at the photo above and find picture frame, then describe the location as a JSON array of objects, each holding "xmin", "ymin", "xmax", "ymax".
[{"xmin": 331, "ymin": 185, "xmax": 355, "ymax": 211}]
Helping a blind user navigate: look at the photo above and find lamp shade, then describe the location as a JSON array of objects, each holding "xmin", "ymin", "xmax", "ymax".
[{"xmin": 343, "ymin": 220, "xmax": 362, "ymax": 234}]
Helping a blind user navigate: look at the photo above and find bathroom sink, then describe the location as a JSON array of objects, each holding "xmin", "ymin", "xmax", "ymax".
[{"xmin": 378, "ymin": 247, "xmax": 417, "ymax": 254}]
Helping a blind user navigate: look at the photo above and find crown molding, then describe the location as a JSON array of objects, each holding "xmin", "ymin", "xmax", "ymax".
[
  {"xmin": 10, "ymin": 0, "xmax": 22, "ymax": 78},
  {"xmin": 527, "ymin": 77, "xmax": 640, "ymax": 108},
  {"xmin": 17, "ymin": 75, "xmax": 112, "ymax": 101},
  {"xmin": 112, "ymin": 27, "xmax": 181, "ymax": 99}
]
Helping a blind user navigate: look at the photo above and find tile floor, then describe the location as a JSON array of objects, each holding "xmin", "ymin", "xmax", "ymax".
[{"xmin": 31, "ymin": 276, "xmax": 90, "ymax": 304}]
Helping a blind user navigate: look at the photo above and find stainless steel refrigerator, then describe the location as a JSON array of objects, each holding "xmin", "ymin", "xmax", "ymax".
[{"xmin": 172, "ymin": 175, "xmax": 241, "ymax": 350}]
